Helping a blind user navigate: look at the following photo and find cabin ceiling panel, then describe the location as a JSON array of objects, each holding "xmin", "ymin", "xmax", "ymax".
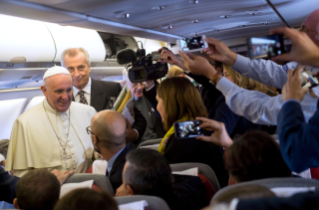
[
  {"xmin": 18, "ymin": 0, "xmax": 283, "ymax": 39},
  {"xmin": 3, "ymin": 0, "xmax": 318, "ymax": 42},
  {"xmin": 269, "ymin": 0, "xmax": 319, "ymax": 28}
]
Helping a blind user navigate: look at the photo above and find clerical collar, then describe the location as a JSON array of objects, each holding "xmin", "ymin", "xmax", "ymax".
[
  {"xmin": 73, "ymin": 77, "xmax": 92, "ymax": 96},
  {"xmin": 43, "ymin": 98, "xmax": 70, "ymax": 115}
]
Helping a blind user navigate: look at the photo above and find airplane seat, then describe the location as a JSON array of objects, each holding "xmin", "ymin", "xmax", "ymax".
[
  {"xmin": 115, "ymin": 195, "xmax": 170, "ymax": 210},
  {"xmin": 211, "ymin": 177, "xmax": 319, "ymax": 205},
  {"xmin": 137, "ymin": 138, "xmax": 162, "ymax": 150},
  {"xmin": 64, "ymin": 174, "xmax": 114, "ymax": 196},
  {"xmin": 170, "ymin": 162, "xmax": 220, "ymax": 192}
]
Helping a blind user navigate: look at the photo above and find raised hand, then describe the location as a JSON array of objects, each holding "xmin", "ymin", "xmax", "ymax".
[
  {"xmin": 203, "ymin": 38, "xmax": 237, "ymax": 66},
  {"xmin": 195, "ymin": 117, "xmax": 233, "ymax": 149},
  {"xmin": 271, "ymin": 27, "xmax": 319, "ymax": 67},
  {"xmin": 282, "ymin": 68, "xmax": 309, "ymax": 102},
  {"xmin": 178, "ymin": 51, "xmax": 217, "ymax": 79}
]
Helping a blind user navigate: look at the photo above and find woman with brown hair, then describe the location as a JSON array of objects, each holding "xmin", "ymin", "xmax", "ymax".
[{"xmin": 156, "ymin": 77, "xmax": 229, "ymax": 187}]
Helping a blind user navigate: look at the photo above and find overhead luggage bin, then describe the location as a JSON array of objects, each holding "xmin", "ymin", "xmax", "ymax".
[
  {"xmin": 45, "ymin": 23, "xmax": 106, "ymax": 62},
  {"xmin": 0, "ymin": 14, "xmax": 56, "ymax": 62}
]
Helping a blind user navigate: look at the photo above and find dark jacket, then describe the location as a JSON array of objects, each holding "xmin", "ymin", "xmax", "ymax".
[
  {"xmin": 237, "ymin": 191, "xmax": 319, "ymax": 210},
  {"xmin": 166, "ymin": 174, "xmax": 206, "ymax": 210},
  {"xmin": 278, "ymin": 100, "xmax": 319, "ymax": 173},
  {"xmin": 90, "ymin": 79, "xmax": 122, "ymax": 112},
  {"xmin": 0, "ymin": 167, "xmax": 18, "ymax": 203},
  {"xmin": 164, "ymin": 135, "xmax": 229, "ymax": 188},
  {"xmin": 108, "ymin": 146, "xmax": 130, "ymax": 191},
  {"xmin": 142, "ymin": 83, "xmax": 166, "ymax": 138},
  {"xmin": 189, "ymin": 74, "xmax": 264, "ymax": 138}
]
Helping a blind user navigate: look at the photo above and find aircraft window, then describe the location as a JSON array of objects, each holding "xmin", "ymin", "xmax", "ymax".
[
  {"xmin": 0, "ymin": 98, "xmax": 28, "ymax": 140},
  {"xmin": 24, "ymin": 96, "xmax": 46, "ymax": 112}
]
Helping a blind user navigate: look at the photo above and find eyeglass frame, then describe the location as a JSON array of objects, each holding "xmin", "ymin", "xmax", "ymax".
[{"xmin": 86, "ymin": 126, "xmax": 126, "ymax": 146}]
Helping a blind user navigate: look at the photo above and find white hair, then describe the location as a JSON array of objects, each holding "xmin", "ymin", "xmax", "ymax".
[{"xmin": 60, "ymin": 47, "xmax": 91, "ymax": 66}]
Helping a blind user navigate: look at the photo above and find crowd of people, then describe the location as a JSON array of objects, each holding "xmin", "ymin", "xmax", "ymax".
[{"xmin": 1, "ymin": 7, "xmax": 319, "ymax": 210}]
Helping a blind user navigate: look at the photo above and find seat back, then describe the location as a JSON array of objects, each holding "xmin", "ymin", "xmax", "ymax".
[
  {"xmin": 115, "ymin": 195, "xmax": 170, "ymax": 210},
  {"xmin": 65, "ymin": 174, "xmax": 114, "ymax": 195},
  {"xmin": 137, "ymin": 138, "xmax": 162, "ymax": 150},
  {"xmin": 211, "ymin": 177, "xmax": 319, "ymax": 205},
  {"xmin": 170, "ymin": 162, "xmax": 220, "ymax": 191}
]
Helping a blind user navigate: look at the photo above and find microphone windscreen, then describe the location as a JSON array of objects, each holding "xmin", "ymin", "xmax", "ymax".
[{"xmin": 117, "ymin": 49, "xmax": 137, "ymax": 65}]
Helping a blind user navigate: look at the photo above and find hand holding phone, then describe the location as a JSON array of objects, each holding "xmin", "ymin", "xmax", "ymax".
[
  {"xmin": 176, "ymin": 35, "xmax": 208, "ymax": 53},
  {"xmin": 174, "ymin": 120, "xmax": 204, "ymax": 139},
  {"xmin": 247, "ymin": 35, "xmax": 285, "ymax": 59}
]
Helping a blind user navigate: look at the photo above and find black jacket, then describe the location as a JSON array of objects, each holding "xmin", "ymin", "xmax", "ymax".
[
  {"xmin": 166, "ymin": 174, "xmax": 206, "ymax": 210},
  {"xmin": 164, "ymin": 135, "xmax": 229, "ymax": 188},
  {"xmin": 108, "ymin": 146, "xmax": 130, "ymax": 191},
  {"xmin": 188, "ymin": 74, "xmax": 264, "ymax": 138},
  {"xmin": 90, "ymin": 79, "xmax": 122, "ymax": 112},
  {"xmin": 237, "ymin": 191, "xmax": 319, "ymax": 210},
  {"xmin": 0, "ymin": 167, "xmax": 18, "ymax": 203}
]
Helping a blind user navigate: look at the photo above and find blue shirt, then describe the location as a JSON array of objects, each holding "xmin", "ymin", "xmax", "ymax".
[
  {"xmin": 106, "ymin": 147, "xmax": 125, "ymax": 176},
  {"xmin": 215, "ymin": 55, "xmax": 319, "ymax": 125}
]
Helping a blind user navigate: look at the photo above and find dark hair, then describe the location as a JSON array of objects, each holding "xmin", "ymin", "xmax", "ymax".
[
  {"xmin": 16, "ymin": 169, "xmax": 60, "ymax": 210},
  {"xmin": 213, "ymin": 185, "xmax": 275, "ymax": 205},
  {"xmin": 54, "ymin": 188, "xmax": 118, "ymax": 210},
  {"xmin": 124, "ymin": 149, "xmax": 173, "ymax": 199},
  {"xmin": 227, "ymin": 131, "xmax": 291, "ymax": 183},
  {"xmin": 157, "ymin": 77, "xmax": 207, "ymax": 130}
]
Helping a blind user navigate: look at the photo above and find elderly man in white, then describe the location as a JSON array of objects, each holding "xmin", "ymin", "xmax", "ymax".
[{"xmin": 5, "ymin": 66, "xmax": 96, "ymax": 177}]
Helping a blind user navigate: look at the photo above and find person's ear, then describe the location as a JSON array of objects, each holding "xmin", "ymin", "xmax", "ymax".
[
  {"xmin": 92, "ymin": 135, "xmax": 98, "ymax": 145},
  {"xmin": 41, "ymin": 85, "xmax": 47, "ymax": 97},
  {"xmin": 126, "ymin": 185, "xmax": 135, "ymax": 195},
  {"xmin": 13, "ymin": 198, "xmax": 19, "ymax": 209}
]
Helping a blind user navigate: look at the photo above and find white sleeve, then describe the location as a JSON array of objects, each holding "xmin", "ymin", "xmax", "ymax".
[
  {"xmin": 232, "ymin": 54, "xmax": 297, "ymax": 89},
  {"xmin": 216, "ymin": 77, "xmax": 282, "ymax": 125}
]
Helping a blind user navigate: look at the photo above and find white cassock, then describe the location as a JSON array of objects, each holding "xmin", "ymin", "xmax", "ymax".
[{"xmin": 5, "ymin": 99, "xmax": 97, "ymax": 177}]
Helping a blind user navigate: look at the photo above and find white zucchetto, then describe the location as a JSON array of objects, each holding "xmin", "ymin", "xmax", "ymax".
[{"xmin": 43, "ymin": 66, "xmax": 71, "ymax": 80}]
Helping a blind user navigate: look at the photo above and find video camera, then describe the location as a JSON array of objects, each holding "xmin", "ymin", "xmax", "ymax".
[{"xmin": 117, "ymin": 48, "xmax": 168, "ymax": 83}]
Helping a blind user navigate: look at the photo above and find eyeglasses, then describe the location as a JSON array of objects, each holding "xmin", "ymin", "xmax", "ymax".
[
  {"xmin": 86, "ymin": 126, "xmax": 95, "ymax": 135},
  {"xmin": 86, "ymin": 125, "xmax": 126, "ymax": 146},
  {"xmin": 131, "ymin": 82, "xmax": 146, "ymax": 88}
]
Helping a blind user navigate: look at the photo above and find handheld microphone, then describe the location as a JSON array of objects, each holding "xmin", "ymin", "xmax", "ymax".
[{"xmin": 116, "ymin": 49, "xmax": 137, "ymax": 65}]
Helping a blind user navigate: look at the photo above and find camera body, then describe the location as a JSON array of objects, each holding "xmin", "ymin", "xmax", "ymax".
[{"xmin": 128, "ymin": 50, "xmax": 168, "ymax": 83}]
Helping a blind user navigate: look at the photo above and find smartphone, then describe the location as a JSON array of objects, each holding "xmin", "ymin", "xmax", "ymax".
[
  {"xmin": 176, "ymin": 35, "xmax": 208, "ymax": 53},
  {"xmin": 301, "ymin": 70, "xmax": 319, "ymax": 88},
  {"xmin": 247, "ymin": 35, "xmax": 285, "ymax": 59},
  {"xmin": 174, "ymin": 120, "xmax": 204, "ymax": 139}
]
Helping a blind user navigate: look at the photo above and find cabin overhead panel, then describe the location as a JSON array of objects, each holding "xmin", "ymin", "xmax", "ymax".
[{"xmin": 1, "ymin": 0, "xmax": 317, "ymax": 43}]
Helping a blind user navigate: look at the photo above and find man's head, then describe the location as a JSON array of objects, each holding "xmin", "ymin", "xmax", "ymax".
[
  {"xmin": 122, "ymin": 149, "xmax": 173, "ymax": 199},
  {"xmin": 13, "ymin": 169, "xmax": 60, "ymax": 210},
  {"xmin": 90, "ymin": 110, "xmax": 127, "ymax": 155},
  {"xmin": 41, "ymin": 66, "xmax": 72, "ymax": 113},
  {"xmin": 123, "ymin": 70, "xmax": 145, "ymax": 99},
  {"xmin": 227, "ymin": 131, "xmax": 291, "ymax": 183},
  {"xmin": 61, "ymin": 48, "xmax": 91, "ymax": 90},
  {"xmin": 301, "ymin": 8, "xmax": 319, "ymax": 46},
  {"xmin": 54, "ymin": 188, "xmax": 118, "ymax": 210}
]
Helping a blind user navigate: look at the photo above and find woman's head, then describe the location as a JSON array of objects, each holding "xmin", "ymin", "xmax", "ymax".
[
  {"xmin": 166, "ymin": 65, "xmax": 186, "ymax": 78},
  {"xmin": 227, "ymin": 131, "xmax": 291, "ymax": 183},
  {"xmin": 223, "ymin": 64, "xmax": 269, "ymax": 95},
  {"xmin": 156, "ymin": 77, "xmax": 207, "ymax": 130}
]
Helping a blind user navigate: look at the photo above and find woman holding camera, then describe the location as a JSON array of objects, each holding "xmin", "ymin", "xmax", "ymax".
[{"xmin": 156, "ymin": 77, "xmax": 228, "ymax": 187}]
